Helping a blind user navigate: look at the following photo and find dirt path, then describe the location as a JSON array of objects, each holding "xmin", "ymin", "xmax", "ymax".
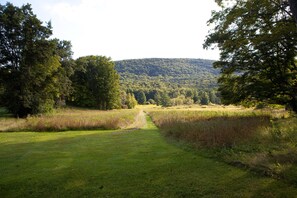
[
  {"xmin": 1, "ymin": 112, "xmax": 297, "ymax": 197},
  {"xmin": 127, "ymin": 109, "xmax": 147, "ymax": 129}
]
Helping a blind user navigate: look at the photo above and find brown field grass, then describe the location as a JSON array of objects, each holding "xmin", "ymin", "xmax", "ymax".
[
  {"xmin": 147, "ymin": 108, "xmax": 272, "ymax": 147},
  {"xmin": 146, "ymin": 105, "xmax": 297, "ymax": 185},
  {"xmin": 0, "ymin": 108, "xmax": 140, "ymax": 132}
]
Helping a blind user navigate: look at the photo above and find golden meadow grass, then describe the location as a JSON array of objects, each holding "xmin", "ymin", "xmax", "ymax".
[
  {"xmin": 147, "ymin": 106, "xmax": 297, "ymax": 185},
  {"xmin": 1, "ymin": 112, "xmax": 296, "ymax": 197},
  {"xmin": 0, "ymin": 108, "xmax": 140, "ymax": 132},
  {"xmin": 147, "ymin": 108, "xmax": 273, "ymax": 147}
]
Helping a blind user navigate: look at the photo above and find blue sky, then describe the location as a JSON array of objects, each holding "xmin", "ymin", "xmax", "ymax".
[{"xmin": 2, "ymin": 0, "xmax": 220, "ymax": 60}]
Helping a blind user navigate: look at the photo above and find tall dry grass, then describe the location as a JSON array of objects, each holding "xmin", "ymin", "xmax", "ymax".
[
  {"xmin": 0, "ymin": 108, "xmax": 140, "ymax": 132},
  {"xmin": 148, "ymin": 107, "xmax": 297, "ymax": 185},
  {"xmin": 148, "ymin": 109, "xmax": 271, "ymax": 147}
]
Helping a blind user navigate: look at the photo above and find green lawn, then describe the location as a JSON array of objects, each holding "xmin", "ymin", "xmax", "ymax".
[{"xmin": 0, "ymin": 115, "xmax": 296, "ymax": 197}]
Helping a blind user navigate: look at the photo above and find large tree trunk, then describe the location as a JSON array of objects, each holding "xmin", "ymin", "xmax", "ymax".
[{"xmin": 289, "ymin": 0, "xmax": 297, "ymax": 23}]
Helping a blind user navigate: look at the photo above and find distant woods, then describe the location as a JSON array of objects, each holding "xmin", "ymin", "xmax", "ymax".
[
  {"xmin": 3, "ymin": 1, "xmax": 296, "ymax": 116},
  {"xmin": 115, "ymin": 58, "xmax": 221, "ymax": 107},
  {"xmin": 0, "ymin": 2, "xmax": 223, "ymax": 117}
]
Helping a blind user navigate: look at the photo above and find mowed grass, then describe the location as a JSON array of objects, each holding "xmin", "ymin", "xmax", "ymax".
[
  {"xmin": 147, "ymin": 106, "xmax": 297, "ymax": 186},
  {"xmin": 1, "ymin": 115, "xmax": 297, "ymax": 197},
  {"xmin": 0, "ymin": 108, "xmax": 140, "ymax": 132}
]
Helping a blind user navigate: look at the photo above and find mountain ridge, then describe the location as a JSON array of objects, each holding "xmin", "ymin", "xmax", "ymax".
[{"xmin": 114, "ymin": 58, "xmax": 219, "ymax": 90}]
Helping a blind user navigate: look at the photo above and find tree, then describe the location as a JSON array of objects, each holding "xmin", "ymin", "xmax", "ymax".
[
  {"xmin": 200, "ymin": 91, "xmax": 210, "ymax": 105},
  {"xmin": 126, "ymin": 93, "xmax": 137, "ymax": 109},
  {"xmin": 135, "ymin": 90, "xmax": 146, "ymax": 104},
  {"xmin": 53, "ymin": 39, "xmax": 76, "ymax": 106},
  {"xmin": 0, "ymin": 3, "xmax": 62, "ymax": 117},
  {"xmin": 204, "ymin": 0, "xmax": 297, "ymax": 112},
  {"xmin": 185, "ymin": 89, "xmax": 193, "ymax": 98},
  {"xmin": 154, "ymin": 91, "xmax": 162, "ymax": 106},
  {"xmin": 289, "ymin": 0, "xmax": 297, "ymax": 23},
  {"xmin": 193, "ymin": 90, "xmax": 200, "ymax": 104},
  {"xmin": 160, "ymin": 92, "xmax": 172, "ymax": 107},
  {"xmin": 209, "ymin": 90, "xmax": 221, "ymax": 104},
  {"xmin": 71, "ymin": 56, "xmax": 121, "ymax": 110}
]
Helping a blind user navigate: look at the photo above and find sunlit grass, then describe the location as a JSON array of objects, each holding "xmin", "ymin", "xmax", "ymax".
[
  {"xmin": 0, "ymin": 108, "xmax": 140, "ymax": 132},
  {"xmin": 147, "ymin": 108, "xmax": 272, "ymax": 147},
  {"xmin": 146, "ymin": 106, "xmax": 297, "ymax": 185},
  {"xmin": 0, "ymin": 115, "xmax": 296, "ymax": 197}
]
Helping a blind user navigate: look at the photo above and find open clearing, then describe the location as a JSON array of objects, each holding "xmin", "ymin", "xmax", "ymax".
[{"xmin": 0, "ymin": 112, "xmax": 297, "ymax": 197}]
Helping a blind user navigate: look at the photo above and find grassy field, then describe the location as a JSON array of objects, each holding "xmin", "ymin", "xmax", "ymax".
[
  {"xmin": 1, "ymin": 110, "xmax": 297, "ymax": 197},
  {"xmin": 147, "ymin": 107, "xmax": 272, "ymax": 147},
  {"xmin": 0, "ymin": 108, "xmax": 141, "ymax": 132},
  {"xmin": 147, "ymin": 105, "xmax": 297, "ymax": 186}
]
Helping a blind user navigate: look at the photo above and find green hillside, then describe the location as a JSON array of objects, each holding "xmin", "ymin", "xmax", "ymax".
[
  {"xmin": 115, "ymin": 58, "xmax": 219, "ymax": 91},
  {"xmin": 114, "ymin": 58, "xmax": 221, "ymax": 105}
]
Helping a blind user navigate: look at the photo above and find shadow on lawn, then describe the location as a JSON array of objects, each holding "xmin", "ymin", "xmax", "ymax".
[{"xmin": 0, "ymin": 129, "xmax": 296, "ymax": 197}]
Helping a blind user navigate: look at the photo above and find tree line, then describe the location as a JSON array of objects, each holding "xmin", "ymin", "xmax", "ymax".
[
  {"xmin": 0, "ymin": 2, "xmax": 223, "ymax": 118},
  {"xmin": 115, "ymin": 58, "xmax": 219, "ymax": 90},
  {"xmin": 128, "ymin": 89, "xmax": 221, "ymax": 107},
  {"xmin": 3, "ymin": 1, "xmax": 295, "ymax": 116},
  {"xmin": 114, "ymin": 58, "xmax": 222, "ymax": 107},
  {"xmin": 0, "ymin": 3, "xmax": 134, "ymax": 117}
]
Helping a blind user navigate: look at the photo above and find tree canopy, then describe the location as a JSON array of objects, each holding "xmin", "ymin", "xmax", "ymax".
[
  {"xmin": 0, "ymin": 3, "xmax": 75, "ymax": 117},
  {"xmin": 70, "ymin": 56, "xmax": 121, "ymax": 110},
  {"xmin": 204, "ymin": 0, "xmax": 297, "ymax": 112},
  {"xmin": 115, "ymin": 58, "xmax": 221, "ymax": 106}
]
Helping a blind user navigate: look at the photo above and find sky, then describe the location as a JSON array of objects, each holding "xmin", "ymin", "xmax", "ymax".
[{"xmin": 2, "ymin": 0, "xmax": 220, "ymax": 61}]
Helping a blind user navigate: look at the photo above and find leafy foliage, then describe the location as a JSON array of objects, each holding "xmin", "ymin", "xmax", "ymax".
[
  {"xmin": 53, "ymin": 39, "xmax": 76, "ymax": 106},
  {"xmin": 0, "ymin": 3, "xmax": 69, "ymax": 117},
  {"xmin": 70, "ymin": 56, "xmax": 121, "ymax": 110},
  {"xmin": 204, "ymin": 0, "xmax": 297, "ymax": 112},
  {"xmin": 115, "ymin": 58, "xmax": 219, "ymax": 90},
  {"xmin": 125, "ymin": 93, "xmax": 138, "ymax": 109},
  {"xmin": 115, "ymin": 58, "xmax": 221, "ymax": 106}
]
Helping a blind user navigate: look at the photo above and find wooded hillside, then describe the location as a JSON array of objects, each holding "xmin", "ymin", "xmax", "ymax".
[{"xmin": 115, "ymin": 58, "xmax": 219, "ymax": 90}]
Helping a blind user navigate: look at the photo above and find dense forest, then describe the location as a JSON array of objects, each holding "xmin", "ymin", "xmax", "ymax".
[
  {"xmin": 115, "ymin": 58, "xmax": 221, "ymax": 106},
  {"xmin": 115, "ymin": 58, "xmax": 218, "ymax": 90}
]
